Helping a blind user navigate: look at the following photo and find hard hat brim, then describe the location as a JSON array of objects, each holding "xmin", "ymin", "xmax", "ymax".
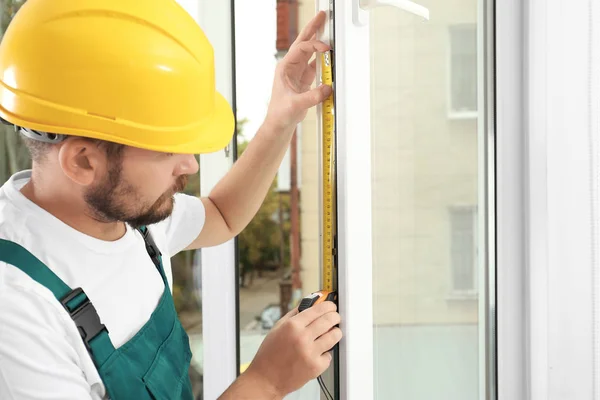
[
  {"xmin": 0, "ymin": 91, "xmax": 236, "ymax": 156},
  {"xmin": 0, "ymin": 0, "xmax": 235, "ymax": 155},
  {"xmin": 154, "ymin": 92, "xmax": 236, "ymax": 155}
]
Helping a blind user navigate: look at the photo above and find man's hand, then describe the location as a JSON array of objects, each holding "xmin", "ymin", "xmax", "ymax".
[
  {"xmin": 218, "ymin": 301, "xmax": 342, "ymax": 399},
  {"xmin": 265, "ymin": 10, "xmax": 333, "ymax": 134},
  {"xmin": 185, "ymin": 11, "xmax": 333, "ymax": 250}
]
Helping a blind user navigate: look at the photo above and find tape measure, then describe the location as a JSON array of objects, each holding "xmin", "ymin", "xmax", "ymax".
[
  {"xmin": 298, "ymin": 290, "xmax": 337, "ymax": 312},
  {"xmin": 320, "ymin": 49, "xmax": 336, "ymax": 294}
]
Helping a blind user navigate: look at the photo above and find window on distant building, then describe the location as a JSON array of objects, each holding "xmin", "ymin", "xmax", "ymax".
[
  {"xmin": 450, "ymin": 206, "xmax": 478, "ymax": 295},
  {"xmin": 449, "ymin": 24, "xmax": 477, "ymax": 118}
]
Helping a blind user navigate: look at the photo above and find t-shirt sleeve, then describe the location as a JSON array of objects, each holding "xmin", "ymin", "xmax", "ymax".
[
  {"xmin": 152, "ymin": 193, "xmax": 206, "ymax": 256},
  {"xmin": 0, "ymin": 277, "xmax": 95, "ymax": 400}
]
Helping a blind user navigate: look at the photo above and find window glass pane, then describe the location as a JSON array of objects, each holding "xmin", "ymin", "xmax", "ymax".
[
  {"xmin": 369, "ymin": 1, "xmax": 483, "ymax": 398},
  {"xmin": 234, "ymin": 0, "xmax": 283, "ymax": 374},
  {"xmin": 234, "ymin": 1, "xmax": 323, "ymax": 397}
]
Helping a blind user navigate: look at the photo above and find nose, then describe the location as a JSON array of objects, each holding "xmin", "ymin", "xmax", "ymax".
[{"xmin": 177, "ymin": 154, "xmax": 199, "ymax": 176}]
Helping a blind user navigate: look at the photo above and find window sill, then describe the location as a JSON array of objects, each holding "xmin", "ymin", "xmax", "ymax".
[
  {"xmin": 448, "ymin": 111, "xmax": 478, "ymax": 120},
  {"xmin": 446, "ymin": 291, "xmax": 479, "ymax": 301}
]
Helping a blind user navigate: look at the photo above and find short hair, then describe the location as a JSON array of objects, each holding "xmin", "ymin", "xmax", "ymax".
[{"xmin": 22, "ymin": 135, "xmax": 125, "ymax": 164}]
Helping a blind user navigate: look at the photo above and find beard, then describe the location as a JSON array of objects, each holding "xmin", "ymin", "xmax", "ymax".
[{"xmin": 84, "ymin": 161, "xmax": 188, "ymax": 229}]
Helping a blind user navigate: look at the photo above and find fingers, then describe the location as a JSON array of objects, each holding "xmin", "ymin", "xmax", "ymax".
[
  {"xmin": 297, "ymin": 40, "xmax": 330, "ymax": 56},
  {"xmin": 294, "ymin": 300, "xmax": 337, "ymax": 327},
  {"xmin": 294, "ymin": 84, "xmax": 332, "ymax": 110},
  {"xmin": 287, "ymin": 40, "xmax": 330, "ymax": 65},
  {"xmin": 300, "ymin": 58, "xmax": 318, "ymax": 87},
  {"xmin": 295, "ymin": 10, "xmax": 327, "ymax": 43},
  {"xmin": 306, "ymin": 309, "xmax": 341, "ymax": 340},
  {"xmin": 318, "ymin": 351, "xmax": 333, "ymax": 370},
  {"xmin": 315, "ymin": 327, "xmax": 343, "ymax": 355},
  {"xmin": 282, "ymin": 307, "xmax": 300, "ymax": 322},
  {"xmin": 274, "ymin": 307, "xmax": 299, "ymax": 329}
]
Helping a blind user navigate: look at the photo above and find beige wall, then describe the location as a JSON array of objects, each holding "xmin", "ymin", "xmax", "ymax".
[{"xmin": 298, "ymin": 0, "xmax": 479, "ymax": 325}]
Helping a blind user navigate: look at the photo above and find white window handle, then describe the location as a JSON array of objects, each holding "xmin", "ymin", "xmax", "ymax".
[{"xmin": 353, "ymin": 0, "xmax": 430, "ymax": 26}]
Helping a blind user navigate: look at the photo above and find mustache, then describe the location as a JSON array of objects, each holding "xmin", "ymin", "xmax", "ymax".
[{"xmin": 173, "ymin": 175, "xmax": 188, "ymax": 193}]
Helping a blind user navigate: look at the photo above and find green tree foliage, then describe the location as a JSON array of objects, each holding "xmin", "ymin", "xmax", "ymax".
[
  {"xmin": 237, "ymin": 130, "xmax": 291, "ymax": 288},
  {"xmin": 0, "ymin": 0, "xmax": 30, "ymax": 184},
  {"xmin": 1, "ymin": 0, "xmax": 26, "ymax": 35}
]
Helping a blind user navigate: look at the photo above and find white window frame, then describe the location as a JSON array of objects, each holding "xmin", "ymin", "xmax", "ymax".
[
  {"xmin": 523, "ymin": 0, "xmax": 599, "ymax": 398},
  {"xmin": 498, "ymin": 0, "xmax": 600, "ymax": 399},
  {"xmin": 186, "ymin": 1, "xmax": 239, "ymax": 399},
  {"xmin": 495, "ymin": 0, "xmax": 529, "ymax": 398},
  {"xmin": 316, "ymin": 0, "xmax": 375, "ymax": 398}
]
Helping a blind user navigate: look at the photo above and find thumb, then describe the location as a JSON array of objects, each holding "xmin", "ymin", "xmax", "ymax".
[
  {"xmin": 274, "ymin": 306, "xmax": 299, "ymax": 328},
  {"xmin": 295, "ymin": 84, "xmax": 332, "ymax": 110}
]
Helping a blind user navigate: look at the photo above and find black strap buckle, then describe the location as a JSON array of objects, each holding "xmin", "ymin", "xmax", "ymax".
[
  {"xmin": 139, "ymin": 227, "xmax": 162, "ymax": 268},
  {"xmin": 60, "ymin": 288, "xmax": 108, "ymax": 352}
]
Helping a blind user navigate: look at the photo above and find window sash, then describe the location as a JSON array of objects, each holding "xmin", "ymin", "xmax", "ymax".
[
  {"xmin": 322, "ymin": 0, "xmax": 375, "ymax": 398},
  {"xmin": 327, "ymin": 0, "xmax": 498, "ymax": 398}
]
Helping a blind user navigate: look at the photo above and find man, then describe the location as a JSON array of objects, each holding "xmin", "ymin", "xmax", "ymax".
[{"xmin": 0, "ymin": 1, "xmax": 341, "ymax": 399}]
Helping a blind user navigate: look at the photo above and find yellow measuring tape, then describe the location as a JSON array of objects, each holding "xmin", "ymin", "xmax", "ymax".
[{"xmin": 320, "ymin": 50, "xmax": 336, "ymax": 293}]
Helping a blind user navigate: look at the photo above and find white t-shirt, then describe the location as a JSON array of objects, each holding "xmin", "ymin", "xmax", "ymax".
[{"xmin": 0, "ymin": 170, "xmax": 206, "ymax": 399}]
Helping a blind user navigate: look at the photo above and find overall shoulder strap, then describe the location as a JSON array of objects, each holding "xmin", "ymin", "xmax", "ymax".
[
  {"xmin": 137, "ymin": 226, "xmax": 168, "ymax": 284},
  {"xmin": 0, "ymin": 238, "xmax": 73, "ymax": 299},
  {"xmin": 0, "ymin": 239, "xmax": 115, "ymax": 366}
]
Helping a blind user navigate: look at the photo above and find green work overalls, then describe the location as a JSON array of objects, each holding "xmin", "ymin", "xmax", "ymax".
[{"xmin": 0, "ymin": 226, "xmax": 194, "ymax": 399}]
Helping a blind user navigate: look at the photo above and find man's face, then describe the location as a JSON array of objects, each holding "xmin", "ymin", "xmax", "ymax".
[{"xmin": 84, "ymin": 147, "xmax": 198, "ymax": 228}]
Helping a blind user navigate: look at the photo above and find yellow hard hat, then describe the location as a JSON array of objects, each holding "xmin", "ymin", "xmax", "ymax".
[{"xmin": 0, "ymin": 0, "xmax": 235, "ymax": 154}]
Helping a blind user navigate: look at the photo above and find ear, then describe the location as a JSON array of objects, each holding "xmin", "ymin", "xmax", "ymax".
[{"xmin": 57, "ymin": 138, "xmax": 105, "ymax": 186}]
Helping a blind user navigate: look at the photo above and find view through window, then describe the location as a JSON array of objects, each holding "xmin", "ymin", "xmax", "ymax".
[{"xmin": 369, "ymin": 1, "xmax": 483, "ymax": 398}]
